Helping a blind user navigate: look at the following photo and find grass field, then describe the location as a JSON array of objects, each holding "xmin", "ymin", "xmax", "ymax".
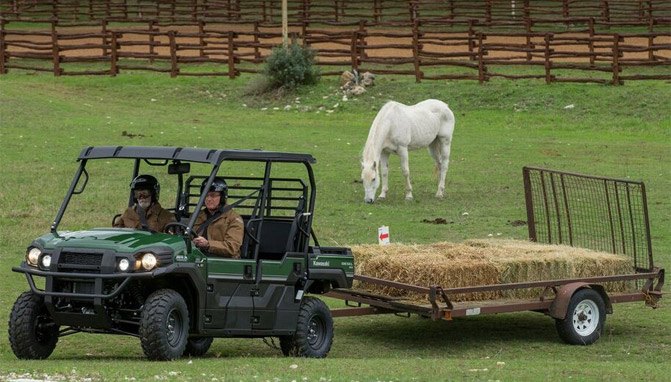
[{"xmin": 0, "ymin": 70, "xmax": 669, "ymax": 381}]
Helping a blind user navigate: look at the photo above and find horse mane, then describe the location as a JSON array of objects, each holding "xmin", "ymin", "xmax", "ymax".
[{"xmin": 361, "ymin": 101, "xmax": 399, "ymax": 165}]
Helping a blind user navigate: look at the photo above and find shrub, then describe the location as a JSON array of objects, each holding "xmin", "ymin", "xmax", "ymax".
[{"xmin": 263, "ymin": 43, "xmax": 320, "ymax": 90}]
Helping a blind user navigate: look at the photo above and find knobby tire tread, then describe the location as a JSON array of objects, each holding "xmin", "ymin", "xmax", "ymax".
[{"xmin": 8, "ymin": 291, "xmax": 59, "ymax": 360}]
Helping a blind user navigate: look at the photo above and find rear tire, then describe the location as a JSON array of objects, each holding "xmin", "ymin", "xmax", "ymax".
[
  {"xmin": 183, "ymin": 337, "xmax": 213, "ymax": 357},
  {"xmin": 8, "ymin": 292, "xmax": 59, "ymax": 360},
  {"xmin": 555, "ymin": 288, "xmax": 606, "ymax": 345},
  {"xmin": 139, "ymin": 289, "xmax": 190, "ymax": 360},
  {"xmin": 281, "ymin": 297, "xmax": 333, "ymax": 358}
]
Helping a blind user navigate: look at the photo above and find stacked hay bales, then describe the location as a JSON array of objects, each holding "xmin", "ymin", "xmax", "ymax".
[{"xmin": 352, "ymin": 239, "xmax": 634, "ymax": 303}]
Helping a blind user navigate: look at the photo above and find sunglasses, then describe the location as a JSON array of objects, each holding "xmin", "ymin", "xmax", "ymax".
[{"xmin": 134, "ymin": 191, "xmax": 152, "ymax": 200}]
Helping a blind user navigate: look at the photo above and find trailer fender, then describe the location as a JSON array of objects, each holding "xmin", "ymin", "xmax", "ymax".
[{"xmin": 549, "ymin": 283, "xmax": 612, "ymax": 319}]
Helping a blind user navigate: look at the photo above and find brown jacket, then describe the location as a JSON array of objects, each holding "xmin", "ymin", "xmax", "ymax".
[
  {"xmin": 194, "ymin": 208, "xmax": 244, "ymax": 258},
  {"xmin": 114, "ymin": 202, "xmax": 175, "ymax": 232}
]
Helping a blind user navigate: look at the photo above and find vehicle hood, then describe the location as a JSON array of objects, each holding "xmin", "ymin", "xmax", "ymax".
[{"xmin": 33, "ymin": 228, "xmax": 187, "ymax": 254}]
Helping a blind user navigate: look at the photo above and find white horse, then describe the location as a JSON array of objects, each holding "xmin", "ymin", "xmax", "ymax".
[{"xmin": 361, "ymin": 99, "xmax": 455, "ymax": 203}]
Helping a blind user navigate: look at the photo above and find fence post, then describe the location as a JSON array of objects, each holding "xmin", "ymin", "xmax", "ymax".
[
  {"xmin": 358, "ymin": 20, "xmax": 367, "ymax": 60},
  {"xmin": 253, "ymin": 21, "xmax": 261, "ymax": 63},
  {"xmin": 169, "ymin": 30, "xmax": 178, "ymax": 77},
  {"xmin": 408, "ymin": 1, "xmax": 417, "ymax": 24},
  {"xmin": 448, "ymin": 0, "xmax": 454, "ymax": 23},
  {"xmin": 485, "ymin": 0, "xmax": 491, "ymax": 25},
  {"xmin": 350, "ymin": 30, "xmax": 359, "ymax": 71},
  {"xmin": 412, "ymin": 19, "xmax": 421, "ymax": 83},
  {"xmin": 544, "ymin": 33, "xmax": 553, "ymax": 84},
  {"xmin": 262, "ymin": 0, "xmax": 267, "ymax": 22},
  {"xmin": 601, "ymin": 0, "xmax": 610, "ymax": 28},
  {"xmin": 110, "ymin": 32, "xmax": 118, "ymax": 76},
  {"xmin": 198, "ymin": 20, "xmax": 205, "ymax": 58},
  {"xmin": 477, "ymin": 33, "xmax": 485, "ymax": 84},
  {"xmin": 588, "ymin": 18, "xmax": 595, "ymax": 66},
  {"xmin": 101, "ymin": 19, "xmax": 108, "ymax": 57},
  {"xmin": 51, "ymin": 20, "xmax": 61, "ymax": 76},
  {"xmin": 525, "ymin": 18, "xmax": 532, "ymax": 61},
  {"xmin": 0, "ymin": 19, "xmax": 7, "ymax": 74},
  {"xmin": 648, "ymin": 18, "xmax": 654, "ymax": 61},
  {"xmin": 374, "ymin": 0, "xmax": 381, "ymax": 24},
  {"xmin": 227, "ymin": 31, "xmax": 236, "ymax": 79},
  {"xmin": 88, "ymin": 0, "xmax": 94, "ymax": 20},
  {"xmin": 523, "ymin": 0, "xmax": 530, "ymax": 21},
  {"xmin": 149, "ymin": 20, "xmax": 156, "ymax": 64},
  {"xmin": 612, "ymin": 33, "xmax": 621, "ymax": 85},
  {"xmin": 467, "ymin": 19, "xmax": 476, "ymax": 61}
]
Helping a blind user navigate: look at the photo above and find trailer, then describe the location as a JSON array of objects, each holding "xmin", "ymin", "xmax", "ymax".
[{"xmin": 326, "ymin": 167, "xmax": 665, "ymax": 345}]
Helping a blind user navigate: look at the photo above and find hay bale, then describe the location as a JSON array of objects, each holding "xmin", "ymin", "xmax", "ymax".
[{"xmin": 351, "ymin": 239, "xmax": 634, "ymax": 303}]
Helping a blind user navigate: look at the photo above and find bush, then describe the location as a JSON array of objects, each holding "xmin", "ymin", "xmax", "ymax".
[{"xmin": 263, "ymin": 43, "xmax": 320, "ymax": 90}]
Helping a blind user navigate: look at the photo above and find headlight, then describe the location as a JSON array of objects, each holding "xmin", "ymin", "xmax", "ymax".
[
  {"xmin": 41, "ymin": 254, "xmax": 52, "ymax": 268},
  {"xmin": 118, "ymin": 258, "xmax": 130, "ymax": 272},
  {"xmin": 26, "ymin": 247, "xmax": 42, "ymax": 266},
  {"xmin": 140, "ymin": 253, "xmax": 157, "ymax": 271}
]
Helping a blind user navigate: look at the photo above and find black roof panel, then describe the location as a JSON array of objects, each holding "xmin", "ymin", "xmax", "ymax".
[{"xmin": 77, "ymin": 146, "xmax": 316, "ymax": 164}]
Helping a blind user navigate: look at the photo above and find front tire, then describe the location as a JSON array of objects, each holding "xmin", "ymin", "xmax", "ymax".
[
  {"xmin": 140, "ymin": 289, "xmax": 190, "ymax": 360},
  {"xmin": 555, "ymin": 288, "xmax": 606, "ymax": 345},
  {"xmin": 8, "ymin": 291, "xmax": 59, "ymax": 360},
  {"xmin": 281, "ymin": 297, "xmax": 333, "ymax": 358}
]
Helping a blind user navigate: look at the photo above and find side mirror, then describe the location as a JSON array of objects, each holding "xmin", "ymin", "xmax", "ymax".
[{"xmin": 168, "ymin": 163, "xmax": 190, "ymax": 175}]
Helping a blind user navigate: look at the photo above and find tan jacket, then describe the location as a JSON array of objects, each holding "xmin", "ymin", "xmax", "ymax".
[
  {"xmin": 114, "ymin": 202, "xmax": 175, "ymax": 232},
  {"xmin": 194, "ymin": 208, "xmax": 244, "ymax": 258}
]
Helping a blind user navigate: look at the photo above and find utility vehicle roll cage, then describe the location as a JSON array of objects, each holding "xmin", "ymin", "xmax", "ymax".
[{"xmin": 51, "ymin": 145, "xmax": 318, "ymax": 256}]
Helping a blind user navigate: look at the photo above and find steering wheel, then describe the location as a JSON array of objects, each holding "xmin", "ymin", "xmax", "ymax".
[{"xmin": 163, "ymin": 222, "xmax": 197, "ymax": 240}]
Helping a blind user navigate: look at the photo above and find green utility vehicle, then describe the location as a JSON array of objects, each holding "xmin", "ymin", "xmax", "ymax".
[{"xmin": 10, "ymin": 146, "xmax": 354, "ymax": 360}]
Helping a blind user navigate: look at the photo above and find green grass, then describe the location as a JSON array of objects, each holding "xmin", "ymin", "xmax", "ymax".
[{"xmin": 0, "ymin": 70, "xmax": 669, "ymax": 381}]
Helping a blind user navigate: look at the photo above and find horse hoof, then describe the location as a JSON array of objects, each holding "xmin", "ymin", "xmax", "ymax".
[
  {"xmin": 435, "ymin": 193, "xmax": 444, "ymax": 199},
  {"xmin": 405, "ymin": 196, "xmax": 413, "ymax": 201},
  {"xmin": 378, "ymin": 196, "xmax": 386, "ymax": 200}
]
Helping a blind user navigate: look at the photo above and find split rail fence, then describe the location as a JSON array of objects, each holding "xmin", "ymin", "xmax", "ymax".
[
  {"xmin": 1, "ymin": 0, "xmax": 670, "ymax": 30},
  {"xmin": 1, "ymin": 17, "xmax": 669, "ymax": 84}
]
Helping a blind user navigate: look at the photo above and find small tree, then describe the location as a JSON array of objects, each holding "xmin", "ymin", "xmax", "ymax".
[{"xmin": 263, "ymin": 43, "xmax": 320, "ymax": 90}]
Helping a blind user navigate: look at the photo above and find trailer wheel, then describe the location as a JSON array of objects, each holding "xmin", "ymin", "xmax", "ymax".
[
  {"xmin": 555, "ymin": 288, "xmax": 606, "ymax": 345},
  {"xmin": 282, "ymin": 297, "xmax": 333, "ymax": 358},
  {"xmin": 8, "ymin": 292, "xmax": 59, "ymax": 360},
  {"xmin": 139, "ymin": 289, "xmax": 190, "ymax": 360},
  {"xmin": 183, "ymin": 337, "xmax": 213, "ymax": 357}
]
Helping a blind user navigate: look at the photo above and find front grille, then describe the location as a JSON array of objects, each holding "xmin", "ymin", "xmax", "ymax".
[
  {"xmin": 58, "ymin": 252, "xmax": 103, "ymax": 273},
  {"xmin": 61, "ymin": 252, "xmax": 102, "ymax": 266}
]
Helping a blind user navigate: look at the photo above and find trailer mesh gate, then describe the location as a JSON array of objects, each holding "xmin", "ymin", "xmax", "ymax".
[{"xmin": 523, "ymin": 167, "xmax": 654, "ymax": 273}]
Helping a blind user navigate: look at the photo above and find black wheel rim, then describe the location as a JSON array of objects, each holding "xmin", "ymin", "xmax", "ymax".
[
  {"xmin": 166, "ymin": 308, "xmax": 183, "ymax": 347},
  {"xmin": 34, "ymin": 311, "xmax": 55, "ymax": 345},
  {"xmin": 306, "ymin": 314, "xmax": 325, "ymax": 349}
]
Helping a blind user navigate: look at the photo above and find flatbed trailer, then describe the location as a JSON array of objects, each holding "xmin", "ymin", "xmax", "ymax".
[
  {"xmin": 326, "ymin": 167, "xmax": 666, "ymax": 345},
  {"xmin": 326, "ymin": 270, "xmax": 663, "ymax": 344}
]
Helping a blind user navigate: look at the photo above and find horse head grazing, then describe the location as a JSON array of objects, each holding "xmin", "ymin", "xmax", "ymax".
[{"xmin": 361, "ymin": 160, "xmax": 379, "ymax": 203}]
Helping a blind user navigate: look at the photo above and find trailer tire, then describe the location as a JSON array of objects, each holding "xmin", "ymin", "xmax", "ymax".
[
  {"xmin": 140, "ymin": 289, "xmax": 189, "ymax": 360},
  {"xmin": 281, "ymin": 297, "xmax": 333, "ymax": 358},
  {"xmin": 183, "ymin": 337, "xmax": 213, "ymax": 357},
  {"xmin": 8, "ymin": 291, "xmax": 59, "ymax": 360},
  {"xmin": 555, "ymin": 288, "xmax": 606, "ymax": 345}
]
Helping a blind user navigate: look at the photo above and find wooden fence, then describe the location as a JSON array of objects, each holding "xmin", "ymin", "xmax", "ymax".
[
  {"xmin": 1, "ymin": 0, "xmax": 670, "ymax": 32},
  {"xmin": 1, "ymin": 18, "xmax": 669, "ymax": 83}
]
